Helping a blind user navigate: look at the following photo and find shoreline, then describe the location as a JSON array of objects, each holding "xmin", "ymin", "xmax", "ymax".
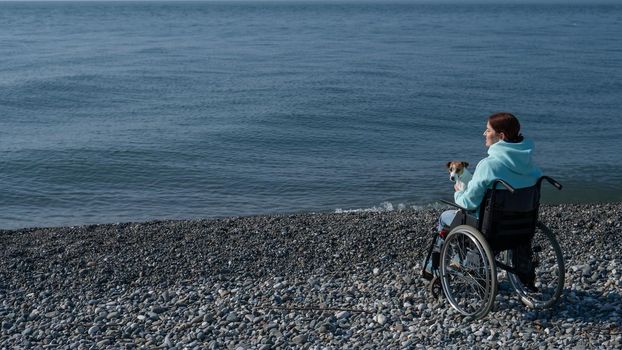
[
  {"xmin": 3, "ymin": 200, "xmax": 621, "ymax": 233},
  {"xmin": 1, "ymin": 203, "xmax": 621, "ymax": 348}
]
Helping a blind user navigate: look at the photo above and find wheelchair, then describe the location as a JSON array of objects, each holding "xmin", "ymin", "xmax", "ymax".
[{"xmin": 422, "ymin": 176, "xmax": 565, "ymax": 319}]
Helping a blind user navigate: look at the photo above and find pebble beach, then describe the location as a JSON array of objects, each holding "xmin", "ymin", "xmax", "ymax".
[{"xmin": 1, "ymin": 203, "xmax": 621, "ymax": 349}]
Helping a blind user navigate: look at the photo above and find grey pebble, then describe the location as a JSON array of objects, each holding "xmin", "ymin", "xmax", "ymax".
[
  {"xmin": 336, "ymin": 311, "xmax": 351, "ymax": 320},
  {"xmin": 87, "ymin": 325, "xmax": 100, "ymax": 337},
  {"xmin": 375, "ymin": 314, "xmax": 387, "ymax": 325},
  {"xmin": 292, "ymin": 334, "xmax": 307, "ymax": 345},
  {"xmin": 226, "ymin": 312, "xmax": 239, "ymax": 323},
  {"xmin": 0, "ymin": 203, "xmax": 620, "ymax": 349}
]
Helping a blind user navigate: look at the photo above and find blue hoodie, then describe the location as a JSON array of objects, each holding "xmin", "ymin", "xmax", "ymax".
[{"xmin": 454, "ymin": 138, "xmax": 543, "ymax": 211}]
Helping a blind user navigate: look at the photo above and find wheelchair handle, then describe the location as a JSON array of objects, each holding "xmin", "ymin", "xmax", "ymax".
[
  {"xmin": 539, "ymin": 176, "xmax": 563, "ymax": 190},
  {"xmin": 492, "ymin": 179, "xmax": 515, "ymax": 193}
]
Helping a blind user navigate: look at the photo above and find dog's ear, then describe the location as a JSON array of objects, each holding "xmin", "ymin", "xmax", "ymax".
[
  {"xmin": 446, "ymin": 161, "xmax": 452, "ymax": 168},
  {"xmin": 462, "ymin": 162, "xmax": 469, "ymax": 168}
]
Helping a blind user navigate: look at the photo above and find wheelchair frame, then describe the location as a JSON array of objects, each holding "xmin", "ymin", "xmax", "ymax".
[{"xmin": 422, "ymin": 176, "xmax": 565, "ymax": 319}]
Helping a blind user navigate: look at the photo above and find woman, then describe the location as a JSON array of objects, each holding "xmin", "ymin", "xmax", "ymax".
[{"xmin": 437, "ymin": 112, "xmax": 543, "ymax": 234}]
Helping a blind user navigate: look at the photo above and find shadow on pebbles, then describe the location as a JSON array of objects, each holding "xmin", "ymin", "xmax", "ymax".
[{"xmin": 1, "ymin": 203, "xmax": 621, "ymax": 349}]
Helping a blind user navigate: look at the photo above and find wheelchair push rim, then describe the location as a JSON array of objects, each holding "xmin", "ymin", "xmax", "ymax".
[
  {"xmin": 440, "ymin": 225, "xmax": 497, "ymax": 320},
  {"xmin": 504, "ymin": 221, "xmax": 565, "ymax": 309}
]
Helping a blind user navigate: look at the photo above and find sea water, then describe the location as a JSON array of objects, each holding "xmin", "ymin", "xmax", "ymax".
[{"xmin": 1, "ymin": 1, "xmax": 621, "ymax": 229}]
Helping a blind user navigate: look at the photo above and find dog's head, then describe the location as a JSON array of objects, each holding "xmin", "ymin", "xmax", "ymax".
[{"xmin": 446, "ymin": 161, "xmax": 469, "ymax": 182}]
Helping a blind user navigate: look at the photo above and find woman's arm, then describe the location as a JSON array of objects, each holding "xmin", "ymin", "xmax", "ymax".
[{"xmin": 453, "ymin": 159, "xmax": 493, "ymax": 210}]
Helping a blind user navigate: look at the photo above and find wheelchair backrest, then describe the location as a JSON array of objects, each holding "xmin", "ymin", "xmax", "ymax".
[{"xmin": 478, "ymin": 182, "xmax": 541, "ymax": 252}]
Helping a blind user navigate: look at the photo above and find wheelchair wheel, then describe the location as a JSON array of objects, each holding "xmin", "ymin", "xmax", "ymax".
[
  {"xmin": 440, "ymin": 225, "xmax": 497, "ymax": 319},
  {"xmin": 504, "ymin": 221, "xmax": 565, "ymax": 309}
]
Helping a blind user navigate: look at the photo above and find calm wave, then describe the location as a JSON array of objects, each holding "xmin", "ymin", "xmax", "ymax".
[{"xmin": 1, "ymin": 1, "xmax": 621, "ymax": 229}]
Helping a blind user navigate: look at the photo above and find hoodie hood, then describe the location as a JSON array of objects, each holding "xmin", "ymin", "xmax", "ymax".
[
  {"xmin": 487, "ymin": 138, "xmax": 538, "ymax": 175},
  {"xmin": 454, "ymin": 138, "xmax": 543, "ymax": 211}
]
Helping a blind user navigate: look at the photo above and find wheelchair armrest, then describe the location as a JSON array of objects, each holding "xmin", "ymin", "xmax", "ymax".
[{"xmin": 438, "ymin": 199, "xmax": 469, "ymax": 211}]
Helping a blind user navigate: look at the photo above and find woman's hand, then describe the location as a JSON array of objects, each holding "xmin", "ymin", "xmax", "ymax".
[{"xmin": 454, "ymin": 183, "xmax": 463, "ymax": 192}]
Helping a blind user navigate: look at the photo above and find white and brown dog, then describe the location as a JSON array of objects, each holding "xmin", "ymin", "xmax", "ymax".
[{"xmin": 446, "ymin": 161, "xmax": 472, "ymax": 192}]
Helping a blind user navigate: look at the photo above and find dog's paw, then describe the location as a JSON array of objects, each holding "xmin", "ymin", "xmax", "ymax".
[{"xmin": 456, "ymin": 182, "xmax": 466, "ymax": 192}]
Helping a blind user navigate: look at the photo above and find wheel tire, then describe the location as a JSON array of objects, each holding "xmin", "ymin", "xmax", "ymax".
[
  {"xmin": 505, "ymin": 221, "xmax": 565, "ymax": 309},
  {"xmin": 440, "ymin": 225, "xmax": 497, "ymax": 319}
]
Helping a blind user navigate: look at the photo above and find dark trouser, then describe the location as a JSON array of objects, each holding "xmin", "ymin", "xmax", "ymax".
[{"xmin": 512, "ymin": 241, "xmax": 536, "ymax": 288}]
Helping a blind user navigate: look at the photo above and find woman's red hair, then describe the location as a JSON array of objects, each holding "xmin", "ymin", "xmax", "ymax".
[{"xmin": 488, "ymin": 112, "xmax": 523, "ymax": 143}]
